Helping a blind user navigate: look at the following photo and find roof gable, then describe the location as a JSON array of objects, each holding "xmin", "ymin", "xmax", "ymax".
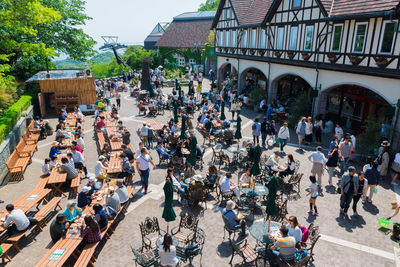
[{"xmin": 324, "ymin": 0, "xmax": 400, "ymax": 17}]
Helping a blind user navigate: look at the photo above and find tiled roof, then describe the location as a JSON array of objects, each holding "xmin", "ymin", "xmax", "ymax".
[
  {"xmin": 156, "ymin": 19, "xmax": 213, "ymax": 48},
  {"xmin": 174, "ymin": 11, "xmax": 216, "ymax": 21},
  {"xmin": 321, "ymin": 0, "xmax": 400, "ymax": 17},
  {"xmin": 230, "ymin": 0, "xmax": 272, "ymax": 26}
]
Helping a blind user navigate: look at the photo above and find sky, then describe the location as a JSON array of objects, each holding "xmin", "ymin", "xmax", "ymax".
[{"xmin": 83, "ymin": 0, "xmax": 206, "ymax": 50}]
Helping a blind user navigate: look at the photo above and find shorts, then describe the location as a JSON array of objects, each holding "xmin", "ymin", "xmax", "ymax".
[{"xmin": 311, "ymin": 196, "xmax": 318, "ymax": 200}]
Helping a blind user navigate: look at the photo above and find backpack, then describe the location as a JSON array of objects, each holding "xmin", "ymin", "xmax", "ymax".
[
  {"xmin": 376, "ymin": 154, "xmax": 383, "ymax": 165},
  {"xmin": 252, "ymin": 124, "xmax": 257, "ymax": 130},
  {"xmin": 300, "ymin": 225, "xmax": 309, "ymax": 243}
]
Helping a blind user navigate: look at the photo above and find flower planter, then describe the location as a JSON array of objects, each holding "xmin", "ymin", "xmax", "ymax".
[
  {"xmin": 250, "ymin": 49, "xmax": 256, "ymax": 55},
  {"xmin": 241, "ymin": 49, "xmax": 247, "ymax": 55},
  {"xmin": 374, "ymin": 57, "xmax": 389, "ymax": 68},
  {"xmin": 302, "ymin": 53, "xmax": 311, "ymax": 61},
  {"xmin": 259, "ymin": 50, "xmax": 266, "ymax": 56},
  {"xmin": 230, "ymin": 48, "xmax": 236, "ymax": 53},
  {"xmin": 274, "ymin": 51, "xmax": 282, "ymax": 58},
  {"xmin": 349, "ymin": 55, "xmax": 362, "ymax": 65},
  {"xmin": 287, "ymin": 52, "xmax": 296, "ymax": 59}
]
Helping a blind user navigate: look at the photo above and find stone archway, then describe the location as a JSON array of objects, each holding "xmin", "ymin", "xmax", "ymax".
[
  {"xmin": 269, "ymin": 73, "xmax": 313, "ymax": 102},
  {"xmin": 161, "ymin": 49, "xmax": 189, "ymax": 66},
  {"xmin": 239, "ymin": 67, "xmax": 268, "ymax": 95},
  {"xmin": 218, "ymin": 63, "xmax": 238, "ymax": 84}
]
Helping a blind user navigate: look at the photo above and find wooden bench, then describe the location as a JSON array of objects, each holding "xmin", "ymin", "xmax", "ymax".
[
  {"xmin": 15, "ymin": 138, "xmax": 37, "ymax": 158},
  {"xmin": 0, "ymin": 243, "xmax": 13, "ymax": 263},
  {"xmin": 6, "ymin": 151, "xmax": 31, "ymax": 182},
  {"xmin": 27, "ymin": 121, "xmax": 41, "ymax": 134},
  {"xmin": 121, "ymin": 186, "xmax": 134, "ymax": 214},
  {"xmin": 70, "ymin": 173, "xmax": 81, "ymax": 197},
  {"xmin": 22, "ymin": 130, "xmax": 40, "ymax": 145},
  {"xmin": 34, "ymin": 197, "xmax": 62, "ymax": 231},
  {"xmin": 97, "ymin": 131, "xmax": 107, "ymax": 151},
  {"xmin": 34, "ymin": 176, "xmax": 49, "ymax": 191}
]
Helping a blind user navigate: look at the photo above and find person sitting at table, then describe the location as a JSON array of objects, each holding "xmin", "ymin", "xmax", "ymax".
[
  {"xmin": 50, "ymin": 214, "xmax": 69, "ymax": 243},
  {"xmin": 267, "ymin": 225, "xmax": 296, "ymax": 265},
  {"xmin": 56, "ymin": 121, "xmax": 65, "ymax": 131},
  {"xmin": 59, "ymin": 110, "xmax": 68, "ymax": 123},
  {"xmin": 266, "ymin": 151, "xmax": 282, "ymax": 175},
  {"xmin": 71, "ymin": 146, "xmax": 88, "ymax": 178},
  {"xmin": 86, "ymin": 177, "xmax": 98, "ymax": 196},
  {"xmin": 284, "ymin": 216, "xmax": 303, "ymax": 244},
  {"xmin": 121, "ymin": 144, "xmax": 135, "ymax": 163},
  {"xmin": 49, "ymin": 141, "xmax": 61, "ymax": 158},
  {"xmin": 158, "ymin": 233, "xmax": 180, "ymax": 267},
  {"xmin": 166, "ymin": 168, "xmax": 188, "ymax": 204},
  {"xmin": 60, "ymin": 157, "xmax": 78, "ymax": 182},
  {"xmin": 222, "ymin": 200, "xmax": 247, "ymax": 237},
  {"xmin": 204, "ymin": 165, "xmax": 218, "ymax": 189},
  {"xmin": 138, "ymin": 101, "xmax": 146, "ymax": 114},
  {"xmin": 204, "ymin": 116, "xmax": 212, "ymax": 132},
  {"xmin": 279, "ymin": 154, "xmax": 296, "ymax": 178},
  {"xmin": 220, "ymin": 172, "xmax": 241, "ymax": 203},
  {"xmin": 80, "ymin": 215, "xmax": 102, "ymax": 244},
  {"xmin": 101, "ymin": 143, "xmax": 111, "ymax": 160},
  {"xmin": 71, "ymin": 141, "xmax": 82, "ymax": 153},
  {"xmin": 184, "ymin": 165, "xmax": 196, "ymax": 179},
  {"xmin": 95, "ymin": 116, "xmax": 106, "ymax": 131},
  {"xmin": 122, "ymin": 127, "xmax": 131, "ymax": 145},
  {"xmin": 63, "ymin": 201, "xmax": 82, "ymax": 223},
  {"xmin": 67, "ymin": 152, "xmax": 74, "ymax": 165},
  {"xmin": 156, "ymin": 141, "xmax": 172, "ymax": 159},
  {"xmin": 116, "ymin": 181, "xmax": 129, "ymax": 204},
  {"xmin": 95, "ymin": 155, "xmax": 107, "ymax": 179},
  {"xmin": 240, "ymin": 168, "xmax": 253, "ymax": 187},
  {"xmin": 75, "ymin": 133, "xmax": 85, "ymax": 152},
  {"xmin": 3, "ymin": 204, "xmax": 30, "ymax": 236},
  {"xmin": 93, "ymin": 204, "xmax": 108, "ymax": 231},
  {"xmin": 171, "ymin": 123, "xmax": 180, "ymax": 134},
  {"xmin": 77, "ymin": 186, "xmax": 92, "ymax": 209},
  {"xmin": 49, "ymin": 155, "xmax": 58, "ymax": 169},
  {"xmin": 42, "ymin": 158, "xmax": 51, "ymax": 176},
  {"xmin": 119, "ymin": 152, "xmax": 134, "ymax": 179},
  {"xmin": 105, "ymin": 187, "xmax": 120, "ymax": 218},
  {"xmin": 76, "ymin": 125, "xmax": 83, "ymax": 137}
]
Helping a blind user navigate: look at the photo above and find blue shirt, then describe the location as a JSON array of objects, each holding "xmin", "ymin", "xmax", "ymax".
[
  {"xmin": 266, "ymin": 106, "xmax": 273, "ymax": 117},
  {"xmin": 365, "ymin": 168, "xmax": 380, "ymax": 185},
  {"xmin": 222, "ymin": 208, "xmax": 238, "ymax": 229},
  {"xmin": 298, "ymin": 122, "xmax": 306, "ymax": 136},
  {"xmin": 49, "ymin": 147, "xmax": 60, "ymax": 158},
  {"xmin": 77, "ymin": 192, "xmax": 91, "ymax": 208}
]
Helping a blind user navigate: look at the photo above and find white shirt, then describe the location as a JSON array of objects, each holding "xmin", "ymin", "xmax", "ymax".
[
  {"xmin": 158, "ymin": 245, "xmax": 179, "ymax": 266},
  {"xmin": 287, "ymin": 224, "xmax": 303, "ymax": 243},
  {"xmin": 278, "ymin": 126, "xmax": 290, "ymax": 140},
  {"xmin": 4, "ymin": 209, "xmax": 30, "ymax": 231},
  {"xmin": 220, "ymin": 177, "xmax": 231, "ymax": 193},
  {"xmin": 171, "ymin": 125, "xmax": 180, "ymax": 133},
  {"xmin": 169, "ymin": 175, "xmax": 181, "ymax": 188},
  {"xmin": 308, "ymin": 151, "xmax": 327, "ymax": 164},
  {"xmin": 42, "ymin": 164, "xmax": 51, "ymax": 175},
  {"xmin": 310, "ymin": 183, "xmax": 318, "ymax": 197},
  {"xmin": 95, "ymin": 161, "xmax": 105, "ymax": 176},
  {"xmin": 78, "ymin": 137, "xmax": 85, "ymax": 150},
  {"xmin": 266, "ymin": 155, "xmax": 279, "ymax": 167},
  {"xmin": 394, "ymin": 153, "xmax": 400, "ymax": 164},
  {"xmin": 140, "ymin": 126, "xmax": 148, "ymax": 137},
  {"xmin": 363, "ymin": 163, "xmax": 372, "ymax": 173},
  {"xmin": 335, "ymin": 127, "xmax": 343, "ymax": 139},
  {"xmin": 305, "ymin": 122, "xmax": 313, "ymax": 135},
  {"xmin": 136, "ymin": 154, "xmax": 150, "ymax": 171},
  {"xmin": 240, "ymin": 173, "xmax": 252, "ymax": 185},
  {"xmin": 72, "ymin": 151, "xmax": 84, "ymax": 164}
]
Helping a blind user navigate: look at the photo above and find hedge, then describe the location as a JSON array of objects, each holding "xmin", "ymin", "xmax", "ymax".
[{"xmin": 0, "ymin": 95, "xmax": 32, "ymax": 143}]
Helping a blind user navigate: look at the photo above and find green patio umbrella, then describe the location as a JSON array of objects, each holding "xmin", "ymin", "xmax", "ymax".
[
  {"xmin": 188, "ymin": 82, "xmax": 194, "ymax": 96},
  {"xmin": 220, "ymin": 101, "xmax": 226, "ymax": 121},
  {"xmin": 187, "ymin": 135, "xmax": 198, "ymax": 167},
  {"xmin": 146, "ymin": 80, "xmax": 156, "ymax": 98},
  {"xmin": 250, "ymin": 145, "xmax": 262, "ymax": 176},
  {"xmin": 175, "ymin": 79, "xmax": 179, "ymax": 90},
  {"xmin": 178, "ymin": 85, "xmax": 183, "ymax": 106},
  {"xmin": 162, "ymin": 179, "xmax": 176, "ymax": 233},
  {"xmin": 180, "ymin": 115, "xmax": 188, "ymax": 140},
  {"xmin": 266, "ymin": 175, "xmax": 279, "ymax": 232},
  {"xmin": 234, "ymin": 115, "xmax": 242, "ymax": 140},
  {"xmin": 173, "ymin": 103, "xmax": 179, "ymax": 124}
]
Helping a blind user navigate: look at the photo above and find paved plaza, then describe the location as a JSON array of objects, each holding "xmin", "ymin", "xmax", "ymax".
[{"xmin": 0, "ymin": 81, "xmax": 398, "ymax": 267}]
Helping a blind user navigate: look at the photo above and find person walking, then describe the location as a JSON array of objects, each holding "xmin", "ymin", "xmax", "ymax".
[
  {"xmin": 326, "ymin": 145, "xmax": 341, "ymax": 186},
  {"xmin": 261, "ymin": 117, "xmax": 268, "ymax": 147},
  {"xmin": 378, "ymin": 143, "xmax": 390, "ymax": 180},
  {"xmin": 116, "ymin": 92, "xmax": 121, "ymax": 109},
  {"xmin": 306, "ymin": 176, "xmax": 319, "ymax": 216},
  {"xmin": 365, "ymin": 162, "xmax": 380, "ymax": 203},
  {"xmin": 339, "ymin": 137, "xmax": 353, "ymax": 176},
  {"xmin": 278, "ymin": 122, "xmax": 290, "ymax": 153},
  {"xmin": 252, "ymin": 118, "xmax": 261, "ymax": 145},
  {"xmin": 339, "ymin": 166, "xmax": 358, "ymax": 216},
  {"xmin": 335, "ymin": 124, "xmax": 343, "ymax": 141},
  {"xmin": 296, "ymin": 117, "xmax": 306, "ymax": 150},
  {"xmin": 308, "ymin": 146, "xmax": 327, "ymax": 191},
  {"xmin": 352, "ymin": 171, "xmax": 368, "ymax": 216},
  {"xmin": 305, "ymin": 117, "xmax": 313, "ymax": 145},
  {"xmin": 391, "ymin": 151, "xmax": 400, "ymax": 184},
  {"xmin": 136, "ymin": 148, "xmax": 156, "ymax": 194},
  {"xmin": 314, "ymin": 119, "xmax": 323, "ymax": 144}
]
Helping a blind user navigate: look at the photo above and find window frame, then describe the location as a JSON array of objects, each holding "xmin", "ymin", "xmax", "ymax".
[
  {"xmin": 330, "ymin": 24, "xmax": 343, "ymax": 52},
  {"xmin": 276, "ymin": 27, "xmax": 285, "ymax": 50},
  {"xmin": 292, "ymin": 0, "xmax": 302, "ymax": 9},
  {"xmin": 232, "ymin": 30, "xmax": 237, "ymax": 47},
  {"xmin": 289, "ymin": 26, "xmax": 298, "ymax": 50},
  {"xmin": 218, "ymin": 30, "xmax": 224, "ymax": 47},
  {"xmin": 352, "ymin": 22, "xmax": 368, "ymax": 53},
  {"xmin": 379, "ymin": 20, "xmax": 397, "ymax": 55},
  {"xmin": 226, "ymin": 8, "xmax": 231, "ymax": 19},
  {"xmin": 242, "ymin": 30, "xmax": 248, "ymax": 48},
  {"xmin": 304, "ymin": 25, "xmax": 314, "ymax": 51},
  {"xmin": 251, "ymin": 29, "xmax": 257, "ymax": 49},
  {"xmin": 260, "ymin": 29, "xmax": 267, "ymax": 49},
  {"xmin": 225, "ymin": 30, "xmax": 229, "ymax": 47}
]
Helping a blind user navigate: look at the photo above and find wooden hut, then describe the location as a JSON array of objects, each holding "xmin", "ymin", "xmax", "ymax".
[{"xmin": 27, "ymin": 69, "xmax": 97, "ymax": 116}]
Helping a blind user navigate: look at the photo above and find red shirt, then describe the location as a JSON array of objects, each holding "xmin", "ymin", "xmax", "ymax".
[{"xmin": 95, "ymin": 120, "xmax": 105, "ymax": 131}]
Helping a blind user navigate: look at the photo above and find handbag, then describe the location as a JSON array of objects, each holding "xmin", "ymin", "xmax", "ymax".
[{"xmin": 337, "ymin": 179, "xmax": 351, "ymax": 194}]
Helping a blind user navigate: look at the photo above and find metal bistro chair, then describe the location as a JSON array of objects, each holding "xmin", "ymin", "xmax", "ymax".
[
  {"xmin": 222, "ymin": 215, "xmax": 241, "ymax": 239},
  {"xmin": 211, "ymin": 144, "xmax": 230, "ymax": 170},
  {"xmin": 171, "ymin": 214, "xmax": 199, "ymax": 246},
  {"xmin": 216, "ymin": 177, "xmax": 234, "ymax": 207},
  {"xmin": 131, "ymin": 245, "xmax": 158, "ymax": 267},
  {"xmin": 156, "ymin": 150, "xmax": 170, "ymax": 166},
  {"xmin": 139, "ymin": 217, "xmax": 166, "ymax": 249},
  {"xmin": 229, "ymin": 238, "xmax": 260, "ymax": 266},
  {"xmin": 176, "ymin": 228, "xmax": 206, "ymax": 267}
]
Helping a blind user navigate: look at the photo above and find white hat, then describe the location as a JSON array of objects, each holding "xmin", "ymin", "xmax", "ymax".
[
  {"xmin": 81, "ymin": 186, "xmax": 91, "ymax": 193},
  {"xmin": 88, "ymin": 177, "xmax": 97, "ymax": 183},
  {"xmin": 226, "ymin": 200, "xmax": 236, "ymax": 211},
  {"xmin": 98, "ymin": 155, "xmax": 105, "ymax": 160}
]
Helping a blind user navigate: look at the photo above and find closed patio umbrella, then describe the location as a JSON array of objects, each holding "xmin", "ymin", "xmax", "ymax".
[
  {"xmin": 220, "ymin": 101, "xmax": 226, "ymax": 121},
  {"xmin": 162, "ymin": 179, "xmax": 176, "ymax": 233},
  {"xmin": 173, "ymin": 103, "xmax": 179, "ymax": 124},
  {"xmin": 187, "ymin": 136, "xmax": 198, "ymax": 167},
  {"xmin": 147, "ymin": 80, "xmax": 156, "ymax": 98},
  {"xmin": 266, "ymin": 175, "xmax": 279, "ymax": 232},
  {"xmin": 234, "ymin": 115, "xmax": 242, "ymax": 140},
  {"xmin": 250, "ymin": 145, "xmax": 262, "ymax": 176},
  {"xmin": 180, "ymin": 115, "xmax": 188, "ymax": 140},
  {"xmin": 178, "ymin": 85, "xmax": 183, "ymax": 106}
]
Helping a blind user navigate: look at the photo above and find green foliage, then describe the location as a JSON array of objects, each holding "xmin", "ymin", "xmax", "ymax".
[
  {"xmin": 199, "ymin": 0, "xmax": 220, "ymax": 11},
  {"xmin": 53, "ymin": 59, "xmax": 85, "ymax": 69},
  {"xmin": 0, "ymin": 95, "xmax": 32, "ymax": 143},
  {"xmin": 358, "ymin": 117, "xmax": 390, "ymax": 152},
  {"xmin": 288, "ymin": 92, "xmax": 312, "ymax": 126},
  {"xmin": 249, "ymin": 87, "xmax": 268, "ymax": 106}
]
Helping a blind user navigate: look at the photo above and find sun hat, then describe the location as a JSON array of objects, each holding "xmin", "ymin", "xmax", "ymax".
[
  {"xmin": 226, "ymin": 200, "xmax": 236, "ymax": 211},
  {"xmin": 98, "ymin": 155, "xmax": 105, "ymax": 160},
  {"xmin": 88, "ymin": 177, "xmax": 97, "ymax": 183},
  {"xmin": 51, "ymin": 141, "xmax": 59, "ymax": 147},
  {"xmin": 81, "ymin": 186, "xmax": 91, "ymax": 193}
]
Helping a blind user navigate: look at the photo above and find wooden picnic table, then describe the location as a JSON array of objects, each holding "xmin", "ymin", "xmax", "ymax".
[
  {"xmin": 35, "ymin": 237, "xmax": 82, "ymax": 267},
  {"xmin": 110, "ymin": 139, "xmax": 123, "ymax": 151},
  {"xmin": 145, "ymin": 119, "xmax": 164, "ymax": 131},
  {"xmin": 106, "ymin": 152, "xmax": 122, "ymax": 175},
  {"xmin": 47, "ymin": 168, "xmax": 67, "ymax": 197},
  {"xmin": 105, "ymin": 126, "xmax": 119, "ymax": 137},
  {"xmin": 13, "ymin": 189, "xmax": 52, "ymax": 213}
]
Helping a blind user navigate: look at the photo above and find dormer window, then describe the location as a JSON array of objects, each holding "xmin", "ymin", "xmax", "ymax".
[{"xmin": 293, "ymin": 0, "xmax": 301, "ymax": 9}]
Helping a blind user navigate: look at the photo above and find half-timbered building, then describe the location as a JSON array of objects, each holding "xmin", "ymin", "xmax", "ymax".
[{"xmin": 213, "ymin": 0, "xmax": 400, "ymax": 144}]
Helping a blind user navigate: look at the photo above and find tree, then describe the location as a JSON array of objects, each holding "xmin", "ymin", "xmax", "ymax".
[{"xmin": 198, "ymin": 0, "xmax": 220, "ymax": 11}]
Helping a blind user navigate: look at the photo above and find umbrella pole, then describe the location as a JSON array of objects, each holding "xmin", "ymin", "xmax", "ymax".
[
  {"xmin": 268, "ymin": 216, "xmax": 271, "ymax": 232},
  {"xmin": 167, "ymin": 222, "xmax": 169, "ymax": 234}
]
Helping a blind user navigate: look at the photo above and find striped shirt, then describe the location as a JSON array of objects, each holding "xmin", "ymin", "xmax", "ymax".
[{"xmin": 275, "ymin": 236, "xmax": 296, "ymax": 260}]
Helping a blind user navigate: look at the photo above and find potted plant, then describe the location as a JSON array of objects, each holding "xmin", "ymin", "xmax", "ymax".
[
  {"xmin": 45, "ymin": 123, "xmax": 53, "ymax": 136},
  {"xmin": 327, "ymin": 53, "xmax": 337, "ymax": 63},
  {"xmin": 224, "ymin": 48, "xmax": 229, "ymax": 53},
  {"xmin": 274, "ymin": 51, "xmax": 282, "ymax": 58},
  {"xmin": 349, "ymin": 55, "xmax": 362, "ymax": 65},
  {"xmin": 259, "ymin": 49, "xmax": 266, "ymax": 56},
  {"xmin": 250, "ymin": 49, "xmax": 256, "ymax": 55},
  {"xmin": 374, "ymin": 56, "xmax": 389, "ymax": 67},
  {"xmin": 230, "ymin": 48, "xmax": 236, "ymax": 53},
  {"xmin": 287, "ymin": 51, "xmax": 296, "ymax": 59},
  {"xmin": 301, "ymin": 52, "xmax": 311, "ymax": 61},
  {"xmin": 241, "ymin": 48, "xmax": 247, "ymax": 54}
]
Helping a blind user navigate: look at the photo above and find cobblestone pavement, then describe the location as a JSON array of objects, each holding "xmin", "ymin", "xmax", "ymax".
[{"xmin": 0, "ymin": 80, "xmax": 398, "ymax": 266}]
